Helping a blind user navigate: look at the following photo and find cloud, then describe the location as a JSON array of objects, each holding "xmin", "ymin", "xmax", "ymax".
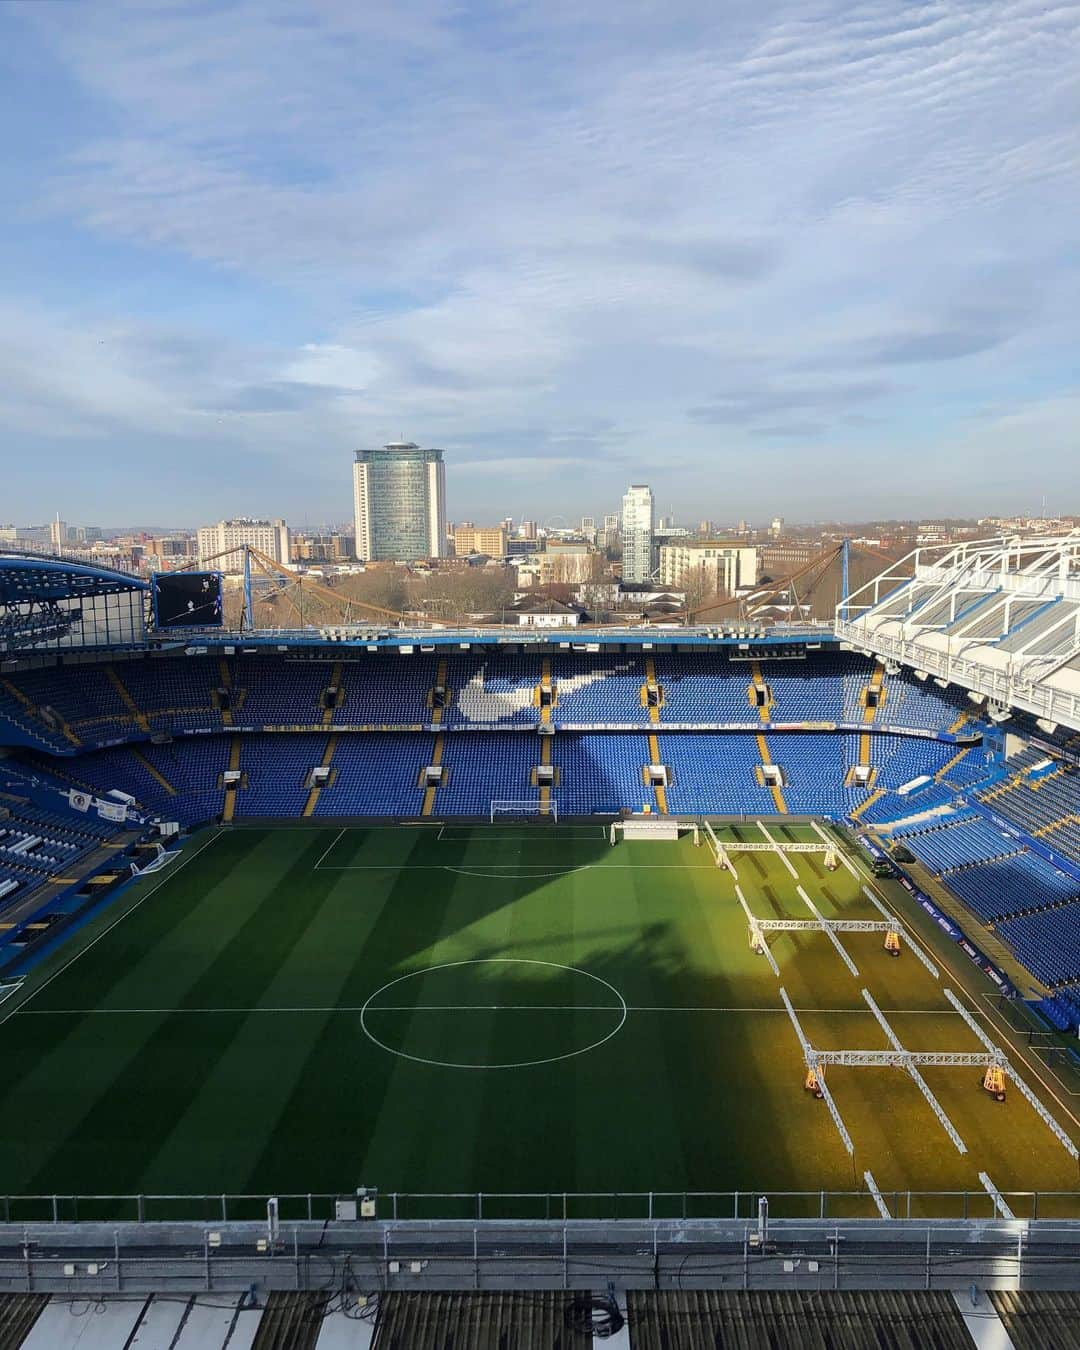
[
  {"xmin": 1, "ymin": 0, "xmax": 1079, "ymax": 520},
  {"xmin": 688, "ymin": 377, "xmax": 895, "ymax": 427}
]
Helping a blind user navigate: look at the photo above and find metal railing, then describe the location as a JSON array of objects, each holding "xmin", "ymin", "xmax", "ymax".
[{"xmin": 3, "ymin": 1189, "xmax": 1080, "ymax": 1225}]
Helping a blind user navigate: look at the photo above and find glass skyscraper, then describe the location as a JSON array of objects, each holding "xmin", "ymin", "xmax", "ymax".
[{"xmin": 352, "ymin": 442, "xmax": 447, "ymax": 562}]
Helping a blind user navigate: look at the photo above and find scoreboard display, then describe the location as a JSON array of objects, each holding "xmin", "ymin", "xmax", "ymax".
[{"xmin": 152, "ymin": 572, "xmax": 224, "ymax": 629}]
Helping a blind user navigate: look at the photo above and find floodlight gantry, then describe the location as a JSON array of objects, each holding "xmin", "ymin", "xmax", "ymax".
[
  {"xmin": 735, "ymin": 886, "xmax": 900, "ymax": 979},
  {"xmin": 734, "ymin": 821, "xmax": 939, "ymax": 978},
  {"xmin": 778, "ymin": 986, "xmax": 1079, "ymax": 1165}
]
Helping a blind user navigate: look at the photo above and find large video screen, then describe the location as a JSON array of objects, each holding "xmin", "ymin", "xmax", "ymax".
[{"xmin": 153, "ymin": 572, "xmax": 224, "ymax": 628}]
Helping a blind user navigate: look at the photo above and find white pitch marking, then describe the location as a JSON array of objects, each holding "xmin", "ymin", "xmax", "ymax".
[
  {"xmin": 359, "ymin": 958, "xmax": 629, "ymax": 1070},
  {"xmin": 312, "ymin": 827, "xmax": 347, "ymax": 870},
  {"xmin": 0, "ymin": 827, "xmax": 226, "ymax": 1029},
  {"xmin": 16, "ymin": 1003, "xmax": 987, "ymax": 1016},
  {"xmin": 314, "ymin": 863, "xmax": 723, "ymax": 871}
]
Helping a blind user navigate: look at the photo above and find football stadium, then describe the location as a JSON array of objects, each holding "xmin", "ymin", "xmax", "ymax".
[{"xmin": 1, "ymin": 537, "xmax": 1080, "ymax": 1327}]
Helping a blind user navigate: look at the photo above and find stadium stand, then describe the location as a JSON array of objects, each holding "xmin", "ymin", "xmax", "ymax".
[
  {"xmin": 972, "ymin": 745, "xmax": 1080, "ymax": 866},
  {"xmin": 0, "ymin": 649, "xmax": 982, "ymax": 743},
  {"xmin": 10, "ymin": 643, "xmax": 1080, "ymax": 1030}
]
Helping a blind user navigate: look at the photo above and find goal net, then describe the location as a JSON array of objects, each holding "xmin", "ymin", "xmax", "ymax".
[{"xmin": 489, "ymin": 799, "xmax": 558, "ymax": 823}]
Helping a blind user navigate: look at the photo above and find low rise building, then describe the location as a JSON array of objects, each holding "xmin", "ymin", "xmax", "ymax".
[
  {"xmin": 453, "ymin": 525, "xmax": 508, "ymax": 557},
  {"xmin": 292, "ymin": 532, "xmax": 352, "ymax": 563},
  {"xmin": 659, "ymin": 541, "xmax": 758, "ymax": 593},
  {"xmin": 197, "ymin": 518, "xmax": 290, "ymax": 573}
]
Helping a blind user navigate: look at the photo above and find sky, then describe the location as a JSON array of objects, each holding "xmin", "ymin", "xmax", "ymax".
[{"xmin": 1, "ymin": 0, "xmax": 1078, "ymax": 529}]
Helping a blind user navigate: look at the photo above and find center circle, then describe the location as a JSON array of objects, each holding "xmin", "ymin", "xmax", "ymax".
[{"xmin": 359, "ymin": 958, "xmax": 627, "ymax": 1070}]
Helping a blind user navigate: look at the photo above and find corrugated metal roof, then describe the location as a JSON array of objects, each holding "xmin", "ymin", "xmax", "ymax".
[
  {"xmin": 627, "ymin": 1290, "xmax": 976, "ymax": 1350},
  {"xmin": 0, "ymin": 1296, "xmax": 47, "ymax": 1350},
  {"xmin": 991, "ymin": 1290, "xmax": 1080, "ymax": 1350},
  {"xmin": 251, "ymin": 1291, "xmax": 333, "ymax": 1350},
  {"xmin": 371, "ymin": 1292, "xmax": 595, "ymax": 1350}
]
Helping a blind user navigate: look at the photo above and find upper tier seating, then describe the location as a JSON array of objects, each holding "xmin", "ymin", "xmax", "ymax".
[
  {"xmin": 442, "ymin": 654, "xmax": 542, "ymax": 727},
  {"xmin": 0, "ymin": 650, "xmax": 986, "ymax": 748}
]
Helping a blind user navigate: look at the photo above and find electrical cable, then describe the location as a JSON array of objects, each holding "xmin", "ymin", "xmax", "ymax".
[{"xmin": 563, "ymin": 1290, "xmax": 625, "ymax": 1339}]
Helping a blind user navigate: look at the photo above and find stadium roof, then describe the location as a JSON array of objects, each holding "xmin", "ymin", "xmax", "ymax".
[
  {"xmin": 837, "ymin": 531, "xmax": 1080, "ymax": 732},
  {"xmin": 0, "ymin": 553, "xmax": 146, "ymax": 605}
]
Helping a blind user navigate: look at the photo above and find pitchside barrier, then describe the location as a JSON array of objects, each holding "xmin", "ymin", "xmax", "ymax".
[{"xmin": 2, "ymin": 1188, "xmax": 1079, "ymax": 1225}]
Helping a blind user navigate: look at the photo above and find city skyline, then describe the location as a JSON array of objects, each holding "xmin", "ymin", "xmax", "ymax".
[{"xmin": 1, "ymin": 2, "xmax": 1078, "ymax": 524}]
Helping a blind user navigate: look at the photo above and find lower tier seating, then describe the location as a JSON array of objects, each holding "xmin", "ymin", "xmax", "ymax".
[
  {"xmin": 17, "ymin": 729, "xmax": 968, "ymax": 824},
  {"xmin": 12, "ymin": 727, "xmax": 1080, "ymax": 1027}
]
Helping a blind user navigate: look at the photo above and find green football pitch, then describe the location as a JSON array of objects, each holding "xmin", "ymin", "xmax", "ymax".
[{"xmin": 0, "ymin": 820, "xmax": 1076, "ymax": 1220}]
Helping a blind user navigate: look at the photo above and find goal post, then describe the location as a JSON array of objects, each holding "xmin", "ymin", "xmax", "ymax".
[{"xmin": 489, "ymin": 799, "xmax": 558, "ymax": 823}]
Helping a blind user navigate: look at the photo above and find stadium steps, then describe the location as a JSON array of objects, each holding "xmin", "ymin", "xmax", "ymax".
[
  {"xmin": 947, "ymin": 712, "xmax": 970, "ymax": 735},
  {"xmin": 0, "ymin": 677, "xmax": 81, "ymax": 748},
  {"xmin": 217, "ymin": 657, "xmax": 233, "ymax": 727},
  {"xmin": 321, "ymin": 660, "xmax": 344, "ymax": 727},
  {"xmin": 538, "ymin": 732, "xmax": 553, "ymax": 812},
  {"xmin": 1030, "ymin": 765, "xmax": 1066, "ymax": 792},
  {"xmin": 130, "ymin": 746, "xmax": 176, "ymax": 796},
  {"xmin": 858, "ymin": 731, "xmax": 872, "ymax": 765},
  {"xmin": 755, "ymin": 732, "xmax": 787, "ymax": 814},
  {"xmin": 302, "ymin": 734, "xmax": 338, "ymax": 817},
  {"xmin": 862, "ymin": 662, "xmax": 886, "ymax": 723},
  {"xmin": 421, "ymin": 733, "xmax": 446, "ymax": 816},
  {"xmin": 222, "ymin": 735, "xmax": 242, "ymax": 823},
  {"xmin": 428, "ymin": 657, "xmax": 449, "ymax": 726},
  {"xmin": 536, "ymin": 657, "xmax": 554, "ymax": 725},
  {"xmin": 850, "ymin": 787, "xmax": 886, "ymax": 820},
  {"xmin": 935, "ymin": 747, "xmax": 971, "ymax": 783},
  {"xmin": 643, "ymin": 655, "xmax": 662, "ymax": 724},
  {"xmin": 749, "ymin": 660, "xmax": 772, "ymax": 720},
  {"xmin": 647, "ymin": 732, "xmax": 668, "ymax": 813},
  {"xmin": 105, "ymin": 665, "xmax": 149, "ymax": 734}
]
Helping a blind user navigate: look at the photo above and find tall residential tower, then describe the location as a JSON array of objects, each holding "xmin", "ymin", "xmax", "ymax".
[
  {"xmin": 620, "ymin": 484, "xmax": 655, "ymax": 583},
  {"xmin": 353, "ymin": 441, "xmax": 447, "ymax": 562}
]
